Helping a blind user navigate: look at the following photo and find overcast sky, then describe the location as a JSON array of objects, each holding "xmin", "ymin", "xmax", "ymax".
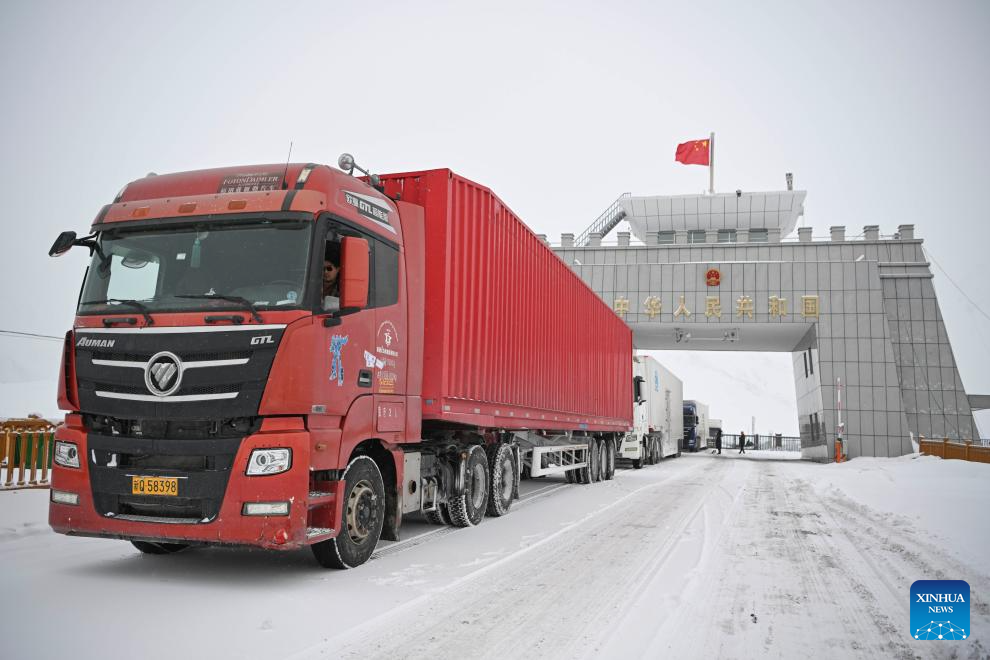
[{"xmin": 1, "ymin": 1, "xmax": 987, "ymax": 435}]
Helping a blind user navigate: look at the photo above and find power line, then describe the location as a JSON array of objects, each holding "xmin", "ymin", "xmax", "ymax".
[
  {"xmin": 0, "ymin": 329, "xmax": 63, "ymax": 342},
  {"xmin": 923, "ymin": 247, "xmax": 990, "ymax": 324}
]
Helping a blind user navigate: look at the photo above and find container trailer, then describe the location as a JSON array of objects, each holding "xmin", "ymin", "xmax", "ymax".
[
  {"xmin": 47, "ymin": 157, "xmax": 633, "ymax": 568},
  {"xmin": 619, "ymin": 355, "xmax": 683, "ymax": 467}
]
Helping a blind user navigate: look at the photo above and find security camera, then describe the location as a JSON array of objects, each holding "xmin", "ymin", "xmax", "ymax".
[{"xmin": 736, "ymin": 189, "xmax": 742, "ymax": 198}]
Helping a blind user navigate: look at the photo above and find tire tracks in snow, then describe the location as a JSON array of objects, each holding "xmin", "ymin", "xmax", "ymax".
[
  {"xmin": 292, "ymin": 458, "xmax": 718, "ymax": 660},
  {"xmin": 370, "ymin": 482, "xmax": 569, "ymax": 561}
]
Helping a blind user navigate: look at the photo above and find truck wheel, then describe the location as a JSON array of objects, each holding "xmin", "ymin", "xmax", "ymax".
[
  {"xmin": 649, "ymin": 438, "xmax": 659, "ymax": 465},
  {"xmin": 565, "ymin": 468, "xmax": 575, "ymax": 484},
  {"xmin": 131, "ymin": 540, "xmax": 189, "ymax": 554},
  {"xmin": 448, "ymin": 446, "xmax": 489, "ymax": 527},
  {"xmin": 424, "ymin": 502, "xmax": 450, "ymax": 525},
  {"xmin": 486, "ymin": 443, "xmax": 515, "ymax": 517},
  {"xmin": 603, "ymin": 439, "xmax": 616, "ymax": 480},
  {"xmin": 311, "ymin": 456, "xmax": 385, "ymax": 569}
]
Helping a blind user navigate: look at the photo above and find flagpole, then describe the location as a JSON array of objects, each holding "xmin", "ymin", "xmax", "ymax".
[{"xmin": 709, "ymin": 131, "xmax": 715, "ymax": 194}]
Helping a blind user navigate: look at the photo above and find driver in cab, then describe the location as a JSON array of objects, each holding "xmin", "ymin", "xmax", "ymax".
[{"xmin": 323, "ymin": 242, "xmax": 340, "ymax": 311}]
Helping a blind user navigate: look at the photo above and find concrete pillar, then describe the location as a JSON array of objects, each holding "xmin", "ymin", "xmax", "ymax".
[
  {"xmin": 617, "ymin": 231, "xmax": 630, "ymax": 247},
  {"xmin": 561, "ymin": 233, "xmax": 574, "ymax": 248},
  {"xmin": 674, "ymin": 230, "xmax": 688, "ymax": 245},
  {"xmin": 644, "ymin": 232, "xmax": 659, "ymax": 246},
  {"xmin": 798, "ymin": 227, "xmax": 813, "ymax": 242},
  {"xmin": 863, "ymin": 225, "xmax": 879, "ymax": 241},
  {"xmin": 898, "ymin": 224, "xmax": 915, "ymax": 240},
  {"xmin": 705, "ymin": 229, "xmax": 718, "ymax": 244},
  {"xmin": 737, "ymin": 228, "xmax": 750, "ymax": 243},
  {"xmin": 536, "ymin": 233, "xmax": 549, "ymax": 245},
  {"xmin": 830, "ymin": 226, "xmax": 846, "ymax": 242},
  {"xmin": 768, "ymin": 228, "xmax": 781, "ymax": 243},
  {"xmin": 588, "ymin": 232, "xmax": 602, "ymax": 247}
]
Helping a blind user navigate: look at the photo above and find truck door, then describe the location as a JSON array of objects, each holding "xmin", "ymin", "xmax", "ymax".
[{"xmin": 319, "ymin": 232, "xmax": 375, "ymax": 416}]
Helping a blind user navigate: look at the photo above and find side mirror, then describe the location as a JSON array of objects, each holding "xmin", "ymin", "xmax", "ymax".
[
  {"xmin": 633, "ymin": 376, "xmax": 646, "ymax": 404},
  {"xmin": 49, "ymin": 231, "xmax": 77, "ymax": 257},
  {"xmin": 340, "ymin": 236, "xmax": 370, "ymax": 310}
]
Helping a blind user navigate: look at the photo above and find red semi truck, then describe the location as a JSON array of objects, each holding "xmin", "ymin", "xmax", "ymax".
[{"xmin": 47, "ymin": 157, "xmax": 632, "ymax": 568}]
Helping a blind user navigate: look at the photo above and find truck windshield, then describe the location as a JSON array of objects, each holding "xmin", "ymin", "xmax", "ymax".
[{"xmin": 77, "ymin": 219, "xmax": 312, "ymax": 316}]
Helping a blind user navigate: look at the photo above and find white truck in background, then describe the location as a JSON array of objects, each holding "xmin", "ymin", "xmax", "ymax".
[
  {"xmin": 619, "ymin": 355, "xmax": 684, "ymax": 468},
  {"xmin": 709, "ymin": 418, "xmax": 723, "ymax": 449}
]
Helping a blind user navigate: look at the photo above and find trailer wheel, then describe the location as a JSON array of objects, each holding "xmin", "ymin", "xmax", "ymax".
[
  {"xmin": 565, "ymin": 469, "xmax": 575, "ymax": 484},
  {"xmin": 131, "ymin": 541, "xmax": 189, "ymax": 555},
  {"xmin": 603, "ymin": 439, "xmax": 616, "ymax": 480},
  {"xmin": 597, "ymin": 440, "xmax": 609, "ymax": 481},
  {"xmin": 486, "ymin": 443, "xmax": 515, "ymax": 517},
  {"xmin": 648, "ymin": 438, "xmax": 659, "ymax": 465},
  {"xmin": 577, "ymin": 438, "xmax": 598, "ymax": 484},
  {"xmin": 311, "ymin": 456, "xmax": 385, "ymax": 569},
  {"xmin": 448, "ymin": 446, "xmax": 489, "ymax": 527},
  {"xmin": 424, "ymin": 502, "xmax": 451, "ymax": 525}
]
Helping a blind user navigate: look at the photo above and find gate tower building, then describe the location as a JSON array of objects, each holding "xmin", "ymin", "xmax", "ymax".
[{"xmin": 552, "ymin": 190, "xmax": 979, "ymax": 460}]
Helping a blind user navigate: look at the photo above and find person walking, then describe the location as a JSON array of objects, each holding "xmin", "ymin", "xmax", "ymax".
[
  {"xmin": 715, "ymin": 428, "xmax": 723, "ymax": 455},
  {"xmin": 738, "ymin": 430, "xmax": 746, "ymax": 454}
]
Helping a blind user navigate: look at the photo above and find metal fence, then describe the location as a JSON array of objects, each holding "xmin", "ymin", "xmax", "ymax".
[
  {"xmin": 708, "ymin": 434, "xmax": 802, "ymax": 452},
  {"xmin": 1, "ymin": 420, "xmax": 57, "ymax": 489}
]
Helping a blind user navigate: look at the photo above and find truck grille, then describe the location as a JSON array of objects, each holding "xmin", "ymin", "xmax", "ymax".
[{"xmin": 87, "ymin": 432, "xmax": 241, "ymax": 523}]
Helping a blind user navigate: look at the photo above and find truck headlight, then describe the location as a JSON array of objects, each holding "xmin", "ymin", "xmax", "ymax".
[
  {"xmin": 246, "ymin": 448, "xmax": 291, "ymax": 475},
  {"xmin": 54, "ymin": 441, "xmax": 80, "ymax": 468}
]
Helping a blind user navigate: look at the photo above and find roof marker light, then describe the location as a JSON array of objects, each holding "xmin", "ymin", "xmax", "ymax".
[
  {"xmin": 178, "ymin": 203, "xmax": 197, "ymax": 213},
  {"xmin": 227, "ymin": 200, "xmax": 247, "ymax": 210},
  {"xmin": 132, "ymin": 207, "xmax": 150, "ymax": 218}
]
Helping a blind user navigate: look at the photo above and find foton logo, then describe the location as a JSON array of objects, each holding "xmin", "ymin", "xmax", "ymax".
[
  {"xmin": 76, "ymin": 337, "xmax": 116, "ymax": 349},
  {"xmin": 250, "ymin": 335, "xmax": 274, "ymax": 346},
  {"xmin": 911, "ymin": 580, "xmax": 970, "ymax": 641}
]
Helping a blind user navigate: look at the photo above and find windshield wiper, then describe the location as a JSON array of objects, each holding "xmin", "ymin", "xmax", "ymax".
[
  {"xmin": 175, "ymin": 294, "xmax": 264, "ymax": 323},
  {"xmin": 79, "ymin": 298, "xmax": 155, "ymax": 325}
]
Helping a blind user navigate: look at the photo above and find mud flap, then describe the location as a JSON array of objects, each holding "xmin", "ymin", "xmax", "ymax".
[{"xmin": 381, "ymin": 481, "xmax": 401, "ymax": 542}]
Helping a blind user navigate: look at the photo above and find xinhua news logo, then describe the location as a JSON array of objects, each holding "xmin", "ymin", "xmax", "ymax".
[{"xmin": 911, "ymin": 580, "xmax": 970, "ymax": 641}]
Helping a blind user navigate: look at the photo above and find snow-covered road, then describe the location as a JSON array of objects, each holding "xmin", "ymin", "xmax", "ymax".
[{"xmin": 2, "ymin": 452, "xmax": 988, "ymax": 659}]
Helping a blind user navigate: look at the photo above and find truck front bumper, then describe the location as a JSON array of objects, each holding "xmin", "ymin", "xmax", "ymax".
[{"xmin": 48, "ymin": 422, "xmax": 343, "ymax": 550}]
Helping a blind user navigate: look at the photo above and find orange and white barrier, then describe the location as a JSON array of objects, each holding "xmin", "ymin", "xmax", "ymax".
[{"xmin": 1, "ymin": 419, "xmax": 58, "ymax": 489}]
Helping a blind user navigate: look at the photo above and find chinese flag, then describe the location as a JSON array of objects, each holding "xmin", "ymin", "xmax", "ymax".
[{"xmin": 675, "ymin": 138, "xmax": 710, "ymax": 166}]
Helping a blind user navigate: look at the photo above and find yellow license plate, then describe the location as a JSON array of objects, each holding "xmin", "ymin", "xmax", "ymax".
[{"xmin": 131, "ymin": 476, "xmax": 179, "ymax": 497}]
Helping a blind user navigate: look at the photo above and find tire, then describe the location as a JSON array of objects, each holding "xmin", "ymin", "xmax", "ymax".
[
  {"xmin": 311, "ymin": 455, "xmax": 385, "ymax": 569},
  {"xmin": 633, "ymin": 438, "xmax": 645, "ymax": 469},
  {"xmin": 592, "ymin": 438, "xmax": 603, "ymax": 482},
  {"xmin": 650, "ymin": 438, "xmax": 659, "ymax": 464},
  {"xmin": 131, "ymin": 540, "xmax": 189, "ymax": 554},
  {"xmin": 424, "ymin": 502, "xmax": 450, "ymax": 525},
  {"xmin": 486, "ymin": 443, "xmax": 515, "ymax": 517},
  {"xmin": 604, "ymin": 439, "xmax": 616, "ymax": 480},
  {"xmin": 565, "ymin": 468, "xmax": 575, "ymax": 484},
  {"xmin": 597, "ymin": 440, "xmax": 609, "ymax": 481},
  {"xmin": 578, "ymin": 439, "xmax": 595, "ymax": 484},
  {"xmin": 448, "ymin": 446, "xmax": 489, "ymax": 527}
]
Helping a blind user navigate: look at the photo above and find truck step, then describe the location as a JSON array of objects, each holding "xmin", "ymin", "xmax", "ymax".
[
  {"xmin": 307, "ymin": 491, "xmax": 335, "ymax": 509},
  {"xmin": 306, "ymin": 527, "xmax": 335, "ymax": 541}
]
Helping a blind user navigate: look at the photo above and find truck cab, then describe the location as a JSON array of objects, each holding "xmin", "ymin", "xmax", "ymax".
[{"xmin": 48, "ymin": 162, "xmax": 422, "ymax": 567}]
